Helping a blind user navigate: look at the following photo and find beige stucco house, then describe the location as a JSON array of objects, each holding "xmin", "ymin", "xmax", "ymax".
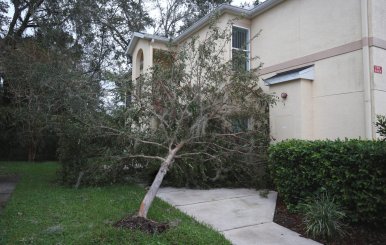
[{"xmin": 127, "ymin": 0, "xmax": 386, "ymax": 141}]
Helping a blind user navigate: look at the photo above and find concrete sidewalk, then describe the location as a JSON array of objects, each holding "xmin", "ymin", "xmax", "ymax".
[
  {"xmin": 0, "ymin": 176, "xmax": 19, "ymax": 214},
  {"xmin": 157, "ymin": 188, "xmax": 321, "ymax": 245}
]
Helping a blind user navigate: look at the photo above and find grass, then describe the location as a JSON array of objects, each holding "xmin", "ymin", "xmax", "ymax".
[{"xmin": 0, "ymin": 162, "xmax": 231, "ymax": 245}]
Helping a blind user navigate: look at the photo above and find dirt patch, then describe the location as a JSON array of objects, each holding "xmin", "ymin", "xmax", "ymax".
[
  {"xmin": 273, "ymin": 196, "xmax": 306, "ymax": 236},
  {"xmin": 114, "ymin": 215, "xmax": 170, "ymax": 234},
  {"xmin": 274, "ymin": 196, "xmax": 386, "ymax": 245}
]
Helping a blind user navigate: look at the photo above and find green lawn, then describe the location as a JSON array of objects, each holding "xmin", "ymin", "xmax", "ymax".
[{"xmin": 0, "ymin": 162, "xmax": 231, "ymax": 245}]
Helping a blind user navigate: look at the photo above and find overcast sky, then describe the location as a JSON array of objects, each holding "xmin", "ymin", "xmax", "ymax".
[{"xmin": 3, "ymin": 0, "xmax": 264, "ymax": 36}]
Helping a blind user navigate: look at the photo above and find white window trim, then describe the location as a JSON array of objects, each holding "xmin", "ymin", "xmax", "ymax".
[{"xmin": 231, "ymin": 25, "xmax": 251, "ymax": 71}]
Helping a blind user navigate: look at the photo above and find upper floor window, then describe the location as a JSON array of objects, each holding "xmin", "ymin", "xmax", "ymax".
[
  {"xmin": 153, "ymin": 49, "xmax": 174, "ymax": 68},
  {"xmin": 139, "ymin": 51, "xmax": 144, "ymax": 74},
  {"xmin": 232, "ymin": 26, "xmax": 249, "ymax": 71}
]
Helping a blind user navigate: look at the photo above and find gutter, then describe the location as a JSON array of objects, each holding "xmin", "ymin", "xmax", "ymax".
[
  {"xmin": 126, "ymin": 32, "xmax": 170, "ymax": 56},
  {"xmin": 361, "ymin": 0, "xmax": 375, "ymax": 139},
  {"xmin": 173, "ymin": 5, "xmax": 249, "ymax": 43}
]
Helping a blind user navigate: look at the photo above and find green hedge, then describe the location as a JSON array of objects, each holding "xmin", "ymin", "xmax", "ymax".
[{"xmin": 269, "ymin": 139, "xmax": 386, "ymax": 224}]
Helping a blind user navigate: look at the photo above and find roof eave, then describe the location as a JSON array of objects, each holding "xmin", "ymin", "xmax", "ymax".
[
  {"xmin": 173, "ymin": 5, "xmax": 249, "ymax": 43},
  {"xmin": 126, "ymin": 33, "xmax": 143, "ymax": 56},
  {"xmin": 126, "ymin": 32, "xmax": 170, "ymax": 56},
  {"xmin": 174, "ymin": 0, "xmax": 286, "ymax": 43},
  {"xmin": 249, "ymin": 0, "xmax": 286, "ymax": 18}
]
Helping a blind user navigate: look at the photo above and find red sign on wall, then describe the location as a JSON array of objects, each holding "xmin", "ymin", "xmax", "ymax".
[{"xmin": 374, "ymin": 65, "xmax": 383, "ymax": 74}]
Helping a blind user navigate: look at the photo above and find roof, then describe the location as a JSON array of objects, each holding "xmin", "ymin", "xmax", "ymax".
[
  {"xmin": 126, "ymin": 0, "xmax": 286, "ymax": 55},
  {"xmin": 175, "ymin": 0, "xmax": 285, "ymax": 43},
  {"xmin": 126, "ymin": 32, "xmax": 170, "ymax": 56},
  {"xmin": 264, "ymin": 65, "xmax": 315, "ymax": 85}
]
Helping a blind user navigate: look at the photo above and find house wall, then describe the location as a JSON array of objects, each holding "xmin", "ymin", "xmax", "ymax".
[
  {"xmin": 369, "ymin": 0, "xmax": 386, "ymax": 137},
  {"xmin": 370, "ymin": 0, "xmax": 386, "ymax": 40},
  {"xmin": 251, "ymin": 0, "xmax": 369, "ymax": 140},
  {"xmin": 372, "ymin": 47, "xmax": 386, "ymax": 124},
  {"xmin": 251, "ymin": 0, "xmax": 362, "ymax": 71},
  {"xmin": 178, "ymin": 13, "xmax": 251, "ymax": 67},
  {"xmin": 269, "ymin": 79, "xmax": 313, "ymax": 141},
  {"xmin": 132, "ymin": 39, "xmax": 152, "ymax": 80},
  {"xmin": 312, "ymin": 51, "xmax": 366, "ymax": 139},
  {"xmin": 132, "ymin": 39, "xmax": 168, "ymax": 80}
]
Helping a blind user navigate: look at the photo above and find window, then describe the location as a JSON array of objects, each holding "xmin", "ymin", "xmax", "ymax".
[
  {"xmin": 135, "ymin": 49, "xmax": 144, "ymax": 79},
  {"xmin": 232, "ymin": 26, "xmax": 249, "ymax": 71},
  {"xmin": 153, "ymin": 49, "xmax": 174, "ymax": 68},
  {"xmin": 231, "ymin": 117, "xmax": 249, "ymax": 133},
  {"xmin": 139, "ymin": 52, "xmax": 144, "ymax": 74},
  {"xmin": 0, "ymin": 77, "xmax": 3, "ymax": 105}
]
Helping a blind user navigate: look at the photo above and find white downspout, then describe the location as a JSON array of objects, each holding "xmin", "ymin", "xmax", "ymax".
[{"xmin": 361, "ymin": 0, "xmax": 374, "ymax": 139}]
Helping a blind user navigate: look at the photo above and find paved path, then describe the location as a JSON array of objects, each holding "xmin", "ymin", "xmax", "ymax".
[
  {"xmin": 157, "ymin": 188, "xmax": 321, "ymax": 245},
  {"xmin": 0, "ymin": 176, "xmax": 18, "ymax": 214}
]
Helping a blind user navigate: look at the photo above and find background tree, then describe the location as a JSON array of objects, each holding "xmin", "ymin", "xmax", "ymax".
[
  {"xmin": 152, "ymin": 0, "xmax": 231, "ymax": 37},
  {"xmin": 1, "ymin": 38, "xmax": 102, "ymax": 161},
  {"xmin": 237, "ymin": 0, "xmax": 261, "ymax": 9},
  {"xmin": 0, "ymin": 0, "xmax": 152, "ymax": 161},
  {"xmin": 0, "ymin": 1, "xmax": 9, "ymax": 35},
  {"xmin": 179, "ymin": 0, "xmax": 232, "ymax": 34}
]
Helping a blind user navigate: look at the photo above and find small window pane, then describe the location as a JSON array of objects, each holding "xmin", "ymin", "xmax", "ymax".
[
  {"xmin": 232, "ymin": 27, "xmax": 248, "ymax": 50},
  {"xmin": 232, "ymin": 49, "xmax": 248, "ymax": 71},
  {"xmin": 232, "ymin": 117, "xmax": 249, "ymax": 132}
]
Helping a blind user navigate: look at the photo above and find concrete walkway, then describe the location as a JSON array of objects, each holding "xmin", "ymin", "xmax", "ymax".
[
  {"xmin": 0, "ymin": 176, "xmax": 18, "ymax": 214},
  {"xmin": 157, "ymin": 188, "xmax": 321, "ymax": 245}
]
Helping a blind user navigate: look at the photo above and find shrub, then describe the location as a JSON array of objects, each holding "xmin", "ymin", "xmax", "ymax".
[
  {"xmin": 269, "ymin": 139, "xmax": 386, "ymax": 224},
  {"xmin": 376, "ymin": 115, "xmax": 386, "ymax": 138},
  {"xmin": 298, "ymin": 192, "xmax": 347, "ymax": 240}
]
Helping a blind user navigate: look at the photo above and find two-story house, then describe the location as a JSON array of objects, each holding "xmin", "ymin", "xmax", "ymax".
[{"xmin": 127, "ymin": 0, "xmax": 386, "ymax": 141}]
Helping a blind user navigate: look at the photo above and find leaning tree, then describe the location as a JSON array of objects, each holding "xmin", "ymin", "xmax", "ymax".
[{"xmin": 106, "ymin": 19, "xmax": 275, "ymax": 219}]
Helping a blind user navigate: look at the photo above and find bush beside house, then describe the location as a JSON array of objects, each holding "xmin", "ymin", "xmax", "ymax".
[
  {"xmin": 269, "ymin": 139, "xmax": 386, "ymax": 225},
  {"xmin": 376, "ymin": 115, "xmax": 386, "ymax": 138}
]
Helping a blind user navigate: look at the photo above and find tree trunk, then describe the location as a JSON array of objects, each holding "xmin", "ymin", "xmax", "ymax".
[
  {"xmin": 137, "ymin": 143, "xmax": 184, "ymax": 218},
  {"xmin": 27, "ymin": 140, "xmax": 37, "ymax": 162}
]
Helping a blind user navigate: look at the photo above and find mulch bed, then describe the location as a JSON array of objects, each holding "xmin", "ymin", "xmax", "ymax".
[
  {"xmin": 274, "ymin": 196, "xmax": 386, "ymax": 245},
  {"xmin": 114, "ymin": 215, "xmax": 170, "ymax": 234}
]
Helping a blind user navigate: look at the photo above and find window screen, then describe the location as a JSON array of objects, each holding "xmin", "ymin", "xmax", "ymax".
[{"xmin": 232, "ymin": 27, "xmax": 249, "ymax": 71}]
